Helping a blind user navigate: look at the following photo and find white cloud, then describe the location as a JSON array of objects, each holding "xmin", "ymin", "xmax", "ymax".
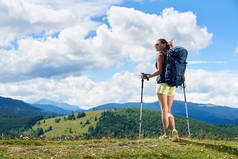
[
  {"xmin": 0, "ymin": 4, "xmax": 226, "ymax": 109},
  {"xmin": 0, "ymin": 6, "xmax": 212, "ymax": 82},
  {"xmin": 175, "ymin": 69, "xmax": 238, "ymax": 108},
  {"xmin": 0, "ymin": 0, "xmax": 124, "ymax": 46},
  {"xmin": 1, "ymin": 69, "xmax": 238, "ymax": 109},
  {"xmin": 107, "ymin": 7, "xmax": 212, "ymax": 53},
  {"xmin": 0, "ymin": 71, "xmax": 142, "ymax": 109}
]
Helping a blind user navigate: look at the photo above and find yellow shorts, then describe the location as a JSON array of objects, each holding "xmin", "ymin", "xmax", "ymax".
[{"xmin": 156, "ymin": 83, "xmax": 176, "ymax": 96}]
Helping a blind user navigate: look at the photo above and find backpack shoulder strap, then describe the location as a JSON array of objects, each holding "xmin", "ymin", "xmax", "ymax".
[{"xmin": 160, "ymin": 51, "xmax": 167, "ymax": 56}]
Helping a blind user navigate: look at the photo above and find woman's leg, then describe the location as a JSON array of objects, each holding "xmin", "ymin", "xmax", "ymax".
[
  {"xmin": 157, "ymin": 93, "xmax": 169, "ymax": 136},
  {"xmin": 167, "ymin": 95, "xmax": 175, "ymax": 130},
  {"xmin": 167, "ymin": 95, "xmax": 179, "ymax": 141}
]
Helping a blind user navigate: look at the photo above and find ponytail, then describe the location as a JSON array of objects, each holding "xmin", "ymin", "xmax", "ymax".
[{"xmin": 168, "ymin": 39, "xmax": 173, "ymax": 49}]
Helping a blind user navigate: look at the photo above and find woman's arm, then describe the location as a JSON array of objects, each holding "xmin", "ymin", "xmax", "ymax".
[
  {"xmin": 149, "ymin": 53, "xmax": 164, "ymax": 78},
  {"xmin": 142, "ymin": 53, "xmax": 164, "ymax": 79}
]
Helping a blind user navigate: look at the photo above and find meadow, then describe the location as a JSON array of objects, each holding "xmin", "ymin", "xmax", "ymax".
[{"xmin": 1, "ymin": 137, "xmax": 238, "ymax": 159}]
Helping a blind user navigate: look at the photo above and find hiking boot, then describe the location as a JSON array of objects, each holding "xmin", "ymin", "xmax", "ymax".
[
  {"xmin": 159, "ymin": 134, "xmax": 169, "ymax": 139},
  {"xmin": 172, "ymin": 129, "xmax": 179, "ymax": 142}
]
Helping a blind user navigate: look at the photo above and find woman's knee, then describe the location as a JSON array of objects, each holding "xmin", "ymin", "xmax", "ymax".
[
  {"xmin": 161, "ymin": 108, "xmax": 168, "ymax": 114},
  {"xmin": 168, "ymin": 113, "xmax": 174, "ymax": 118}
]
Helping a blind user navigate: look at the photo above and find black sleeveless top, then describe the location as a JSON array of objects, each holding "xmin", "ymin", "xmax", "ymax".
[{"xmin": 155, "ymin": 51, "xmax": 166, "ymax": 84}]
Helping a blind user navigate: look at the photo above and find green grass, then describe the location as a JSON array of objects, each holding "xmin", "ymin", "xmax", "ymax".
[
  {"xmin": 0, "ymin": 138, "xmax": 237, "ymax": 159},
  {"xmin": 32, "ymin": 110, "xmax": 104, "ymax": 138}
]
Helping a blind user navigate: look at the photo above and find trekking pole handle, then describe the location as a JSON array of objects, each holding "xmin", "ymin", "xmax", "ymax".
[{"xmin": 141, "ymin": 73, "xmax": 150, "ymax": 81}]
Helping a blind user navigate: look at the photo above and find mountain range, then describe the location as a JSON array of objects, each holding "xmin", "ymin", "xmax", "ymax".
[
  {"xmin": 0, "ymin": 95, "xmax": 238, "ymax": 133},
  {"xmin": 35, "ymin": 99, "xmax": 84, "ymax": 112},
  {"xmin": 31, "ymin": 98, "xmax": 238, "ymax": 125}
]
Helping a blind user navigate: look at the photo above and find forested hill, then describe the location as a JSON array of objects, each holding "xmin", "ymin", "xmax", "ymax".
[
  {"xmin": 0, "ymin": 96, "xmax": 54, "ymax": 117},
  {"xmin": 32, "ymin": 108, "xmax": 238, "ymax": 140},
  {"xmin": 88, "ymin": 108, "xmax": 238, "ymax": 140},
  {"xmin": 89, "ymin": 101, "xmax": 238, "ymax": 124},
  {"xmin": 0, "ymin": 96, "xmax": 55, "ymax": 133}
]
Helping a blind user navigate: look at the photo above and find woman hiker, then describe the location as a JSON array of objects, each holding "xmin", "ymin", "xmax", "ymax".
[{"xmin": 141, "ymin": 38, "xmax": 179, "ymax": 141}]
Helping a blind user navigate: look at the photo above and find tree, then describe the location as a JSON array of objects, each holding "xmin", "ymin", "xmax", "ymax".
[
  {"xmin": 77, "ymin": 112, "xmax": 86, "ymax": 118},
  {"xmin": 69, "ymin": 128, "xmax": 73, "ymax": 133},
  {"xmin": 88, "ymin": 126, "xmax": 94, "ymax": 133},
  {"xmin": 67, "ymin": 112, "xmax": 76, "ymax": 120},
  {"xmin": 85, "ymin": 120, "xmax": 90, "ymax": 125},
  {"xmin": 37, "ymin": 128, "xmax": 44, "ymax": 136},
  {"xmin": 55, "ymin": 118, "xmax": 61, "ymax": 123},
  {"xmin": 45, "ymin": 126, "xmax": 53, "ymax": 133}
]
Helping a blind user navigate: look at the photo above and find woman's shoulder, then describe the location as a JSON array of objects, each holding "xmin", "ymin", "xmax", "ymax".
[{"xmin": 157, "ymin": 52, "xmax": 164, "ymax": 58}]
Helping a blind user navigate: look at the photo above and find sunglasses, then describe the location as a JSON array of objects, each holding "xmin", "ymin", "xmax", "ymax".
[{"xmin": 155, "ymin": 43, "xmax": 162, "ymax": 46}]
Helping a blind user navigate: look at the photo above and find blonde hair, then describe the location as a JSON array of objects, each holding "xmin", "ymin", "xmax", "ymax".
[{"xmin": 168, "ymin": 39, "xmax": 173, "ymax": 49}]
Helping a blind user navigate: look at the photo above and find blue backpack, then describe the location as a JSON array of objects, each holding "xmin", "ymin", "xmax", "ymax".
[{"xmin": 164, "ymin": 46, "xmax": 188, "ymax": 87}]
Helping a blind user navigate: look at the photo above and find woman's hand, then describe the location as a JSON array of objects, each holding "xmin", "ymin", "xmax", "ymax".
[
  {"xmin": 141, "ymin": 73, "xmax": 150, "ymax": 80},
  {"xmin": 141, "ymin": 74, "xmax": 146, "ymax": 79}
]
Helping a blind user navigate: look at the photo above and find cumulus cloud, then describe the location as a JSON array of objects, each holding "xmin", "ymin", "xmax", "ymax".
[
  {"xmin": 1, "ymin": 69, "xmax": 238, "ymax": 109},
  {"xmin": 175, "ymin": 69, "xmax": 238, "ymax": 108},
  {"xmin": 107, "ymin": 7, "xmax": 212, "ymax": 53},
  {"xmin": 0, "ymin": 4, "xmax": 225, "ymax": 108},
  {"xmin": 0, "ymin": 6, "xmax": 212, "ymax": 82},
  {"xmin": 0, "ymin": 0, "xmax": 124, "ymax": 46},
  {"xmin": 0, "ymin": 71, "xmax": 142, "ymax": 109}
]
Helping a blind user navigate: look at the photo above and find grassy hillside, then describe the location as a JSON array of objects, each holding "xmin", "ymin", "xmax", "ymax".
[
  {"xmin": 88, "ymin": 108, "xmax": 237, "ymax": 140},
  {"xmin": 31, "ymin": 110, "xmax": 105, "ymax": 138},
  {"xmin": 30, "ymin": 108, "xmax": 238, "ymax": 140},
  {"xmin": 0, "ymin": 138, "xmax": 238, "ymax": 159}
]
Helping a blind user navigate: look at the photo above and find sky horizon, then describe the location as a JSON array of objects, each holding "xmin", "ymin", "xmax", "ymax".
[{"xmin": 0, "ymin": 0, "xmax": 237, "ymax": 109}]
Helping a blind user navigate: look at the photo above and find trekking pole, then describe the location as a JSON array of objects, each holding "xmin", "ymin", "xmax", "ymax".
[
  {"xmin": 139, "ymin": 73, "xmax": 149, "ymax": 139},
  {"xmin": 182, "ymin": 82, "xmax": 191, "ymax": 137}
]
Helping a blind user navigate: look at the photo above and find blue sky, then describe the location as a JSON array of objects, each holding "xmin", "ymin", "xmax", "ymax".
[
  {"xmin": 86, "ymin": 0, "xmax": 238, "ymax": 81},
  {"xmin": 0, "ymin": 0, "xmax": 237, "ymax": 109}
]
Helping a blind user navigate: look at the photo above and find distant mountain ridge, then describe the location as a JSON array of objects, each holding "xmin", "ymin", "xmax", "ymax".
[
  {"xmin": 35, "ymin": 99, "xmax": 84, "ymax": 112},
  {"xmin": 32, "ymin": 99, "xmax": 238, "ymax": 125},
  {"xmin": 89, "ymin": 101, "xmax": 238, "ymax": 125},
  {"xmin": 32, "ymin": 104, "xmax": 72, "ymax": 115}
]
